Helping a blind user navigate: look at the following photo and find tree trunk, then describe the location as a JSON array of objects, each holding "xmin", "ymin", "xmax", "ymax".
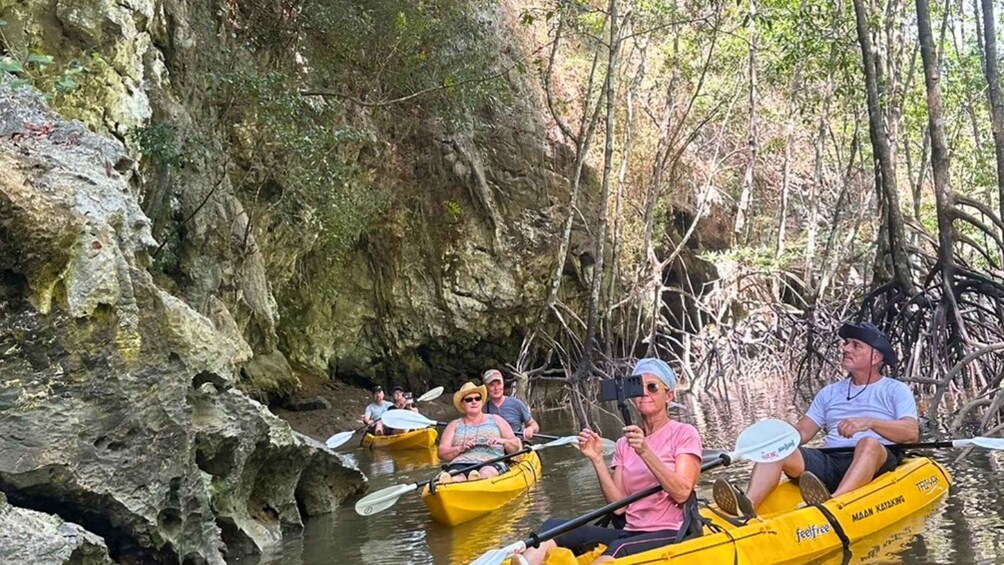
[
  {"xmin": 538, "ymin": 31, "xmax": 604, "ymax": 325},
  {"xmin": 776, "ymin": 71, "xmax": 800, "ymax": 265},
  {"xmin": 852, "ymin": 0, "xmax": 914, "ymax": 292},
  {"xmin": 915, "ymin": 0, "xmax": 955, "ymax": 274},
  {"xmin": 573, "ymin": 0, "xmax": 621, "ymax": 427},
  {"xmin": 606, "ymin": 36, "xmax": 645, "ymax": 359},
  {"xmin": 734, "ymin": 0, "xmax": 758, "ymax": 242},
  {"xmin": 981, "ymin": 0, "xmax": 1004, "ymax": 255}
]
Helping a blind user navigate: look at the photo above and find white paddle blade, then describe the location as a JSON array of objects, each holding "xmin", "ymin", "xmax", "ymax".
[
  {"xmin": 417, "ymin": 386, "xmax": 445, "ymax": 403},
  {"xmin": 601, "ymin": 438, "xmax": 616, "ymax": 455},
  {"xmin": 532, "ymin": 435, "xmax": 579, "ymax": 450},
  {"xmin": 734, "ymin": 418, "xmax": 801, "ymax": 464},
  {"xmin": 970, "ymin": 437, "xmax": 1004, "ymax": 450},
  {"xmin": 380, "ymin": 410, "xmax": 437, "ymax": 430},
  {"xmin": 570, "ymin": 437, "xmax": 617, "ymax": 456},
  {"xmin": 469, "ymin": 541, "xmax": 527, "ymax": 565},
  {"xmin": 324, "ymin": 431, "xmax": 355, "ymax": 450},
  {"xmin": 354, "ymin": 483, "xmax": 419, "ymax": 516}
]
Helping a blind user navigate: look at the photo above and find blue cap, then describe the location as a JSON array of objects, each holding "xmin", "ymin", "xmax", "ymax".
[{"xmin": 631, "ymin": 358, "xmax": 676, "ymax": 390}]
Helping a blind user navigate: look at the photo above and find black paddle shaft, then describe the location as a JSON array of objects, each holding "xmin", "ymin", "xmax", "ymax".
[
  {"xmin": 818, "ymin": 440, "xmax": 956, "ymax": 453},
  {"xmin": 428, "ymin": 445, "xmax": 534, "ymax": 493},
  {"xmin": 522, "ymin": 454, "xmax": 731, "ymax": 549},
  {"xmin": 446, "ymin": 445, "xmax": 532, "ymax": 477}
]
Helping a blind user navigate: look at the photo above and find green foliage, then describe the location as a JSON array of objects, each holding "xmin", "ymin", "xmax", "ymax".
[
  {"xmin": 210, "ymin": 67, "xmax": 386, "ymax": 268},
  {"xmin": 297, "ymin": 0, "xmax": 510, "ymax": 121},
  {"xmin": 129, "ymin": 122, "xmax": 180, "ymax": 169},
  {"xmin": 443, "ymin": 199, "xmax": 462, "ymax": 221},
  {"xmin": 0, "ymin": 20, "xmax": 89, "ymax": 98}
]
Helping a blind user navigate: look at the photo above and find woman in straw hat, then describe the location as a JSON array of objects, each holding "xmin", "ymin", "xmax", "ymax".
[
  {"xmin": 437, "ymin": 382, "xmax": 522, "ymax": 483},
  {"xmin": 520, "ymin": 358, "xmax": 703, "ymax": 564}
]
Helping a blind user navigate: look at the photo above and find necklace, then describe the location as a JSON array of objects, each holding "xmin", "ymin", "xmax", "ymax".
[{"xmin": 846, "ymin": 378, "xmax": 870, "ymax": 401}]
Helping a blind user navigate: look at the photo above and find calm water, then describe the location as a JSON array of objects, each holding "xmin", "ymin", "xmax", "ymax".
[{"xmin": 231, "ymin": 377, "xmax": 1004, "ymax": 565}]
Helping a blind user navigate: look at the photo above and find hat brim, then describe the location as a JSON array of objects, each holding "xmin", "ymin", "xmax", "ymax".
[
  {"xmin": 838, "ymin": 323, "xmax": 869, "ymax": 341},
  {"xmin": 838, "ymin": 323, "xmax": 896, "ymax": 366},
  {"xmin": 453, "ymin": 384, "xmax": 488, "ymax": 413}
]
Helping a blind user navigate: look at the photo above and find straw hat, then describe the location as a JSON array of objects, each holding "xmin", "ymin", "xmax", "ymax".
[{"xmin": 453, "ymin": 381, "xmax": 488, "ymax": 413}]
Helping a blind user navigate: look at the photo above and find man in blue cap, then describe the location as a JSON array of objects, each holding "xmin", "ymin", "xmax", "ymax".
[
  {"xmin": 482, "ymin": 369, "xmax": 540, "ymax": 440},
  {"xmin": 714, "ymin": 321, "xmax": 919, "ymax": 516}
]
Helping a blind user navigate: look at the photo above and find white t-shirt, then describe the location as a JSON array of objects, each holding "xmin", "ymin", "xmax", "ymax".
[
  {"xmin": 364, "ymin": 401, "xmax": 391, "ymax": 421},
  {"xmin": 806, "ymin": 377, "xmax": 918, "ymax": 448}
]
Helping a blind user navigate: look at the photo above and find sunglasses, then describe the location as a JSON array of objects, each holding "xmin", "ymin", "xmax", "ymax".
[
  {"xmin": 645, "ymin": 382, "xmax": 665, "ymax": 394},
  {"xmin": 462, "ymin": 395, "xmax": 482, "ymax": 403}
]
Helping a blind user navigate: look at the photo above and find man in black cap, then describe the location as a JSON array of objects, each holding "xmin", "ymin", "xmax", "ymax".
[{"xmin": 714, "ymin": 321, "xmax": 919, "ymax": 516}]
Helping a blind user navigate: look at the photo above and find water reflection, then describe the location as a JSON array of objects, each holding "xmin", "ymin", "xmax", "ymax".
[
  {"xmin": 810, "ymin": 506, "xmax": 934, "ymax": 565},
  {"xmin": 233, "ymin": 377, "xmax": 1004, "ymax": 565},
  {"xmin": 425, "ymin": 483, "xmax": 547, "ymax": 564}
]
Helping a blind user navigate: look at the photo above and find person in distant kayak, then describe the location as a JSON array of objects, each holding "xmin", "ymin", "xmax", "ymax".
[
  {"xmin": 361, "ymin": 385, "xmax": 392, "ymax": 436},
  {"xmin": 389, "ymin": 385, "xmax": 418, "ymax": 412},
  {"xmin": 383, "ymin": 385, "xmax": 419, "ymax": 435},
  {"xmin": 714, "ymin": 321, "xmax": 919, "ymax": 516},
  {"xmin": 437, "ymin": 382, "xmax": 522, "ymax": 483},
  {"xmin": 482, "ymin": 369, "xmax": 540, "ymax": 440},
  {"xmin": 520, "ymin": 358, "xmax": 704, "ymax": 564}
]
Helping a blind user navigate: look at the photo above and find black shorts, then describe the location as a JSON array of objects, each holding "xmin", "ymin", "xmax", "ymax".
[
  {"xmin": 794, "ymin": 445, "xmax": 903, "ymax": 492},
  {"xmin": 542, "ymin": 518, "xmax": 680, "ymax": 558},
  {"xmin": 443, "ymin": 461, "xmax": 508, "ymax": 477}
]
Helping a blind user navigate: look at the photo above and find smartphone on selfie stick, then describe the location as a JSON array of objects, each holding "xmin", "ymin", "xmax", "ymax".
[{"xmin": 599, "ymin": 375, "xmax": 645, "ymax": 427}]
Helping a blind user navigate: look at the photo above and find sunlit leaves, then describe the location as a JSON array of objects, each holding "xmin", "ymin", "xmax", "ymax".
[{"xmin": 0, "ymin": 56, "xmax": 23, "ymax": 73}]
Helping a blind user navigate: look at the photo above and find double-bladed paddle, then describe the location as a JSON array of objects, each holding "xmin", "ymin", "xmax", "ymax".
[
  {"xmin": 379, "ymin": 409, "xmax": 618, "ymax": 455},
  {"xmin": 324, "ymin": 386, "xmax": 445, "ymax": 449},
  {"xmin": 353, "ymin": 434, "xmax": 581, "ymax": 516},
  {"xmin": 469, "ymin": 418, "xmax": 802, "ymax": 565},
  {"xmin": 818, "ymin": 436, "xmax": 1004, "ymax": 453}
]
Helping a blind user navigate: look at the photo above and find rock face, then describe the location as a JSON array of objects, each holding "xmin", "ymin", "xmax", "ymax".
[
  {"xmin": 0, "ymin": 491, "xmax": 114, "ymax": 565},
  {"xmin": 0, "ymin": 0, "xmax": 598, "ymax": 398},
  {"xmin": 0, "ymin": 79, "xmax": 365, "ymax": 563}
]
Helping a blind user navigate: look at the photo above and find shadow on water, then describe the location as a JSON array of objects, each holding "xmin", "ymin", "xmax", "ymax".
[{"xmin": 231, "ymin": 376, "xmax": 1004, "ymax": 565}]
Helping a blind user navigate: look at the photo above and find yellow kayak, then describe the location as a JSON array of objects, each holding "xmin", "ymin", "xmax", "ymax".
[
  {"xmin": 543, "ymin": 457, "xmax": 950, "ymax": 564},
  {"xmin": 422, "ymin": 450, "xmax": 542, "ymax": 526},
  {"xmin": 362, "ymin": 427, "xmax": 438, "ymax": 450}
]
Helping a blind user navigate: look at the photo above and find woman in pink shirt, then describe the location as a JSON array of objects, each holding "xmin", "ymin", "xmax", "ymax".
[{"xmin": 521, "ymin": 358, "xmax": 703, "ymax": 564}]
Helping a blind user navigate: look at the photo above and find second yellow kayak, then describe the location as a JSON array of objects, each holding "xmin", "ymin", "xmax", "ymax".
[
  {"xmin": 422, "ymin": 450, "xmax": 542, "ymax": 526},
  {"xmin": 361, "ymin": 427, "xmax": 438, "ymax": 450}
]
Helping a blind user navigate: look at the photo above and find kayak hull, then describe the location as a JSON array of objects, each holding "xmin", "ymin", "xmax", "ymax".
[
  {"xmin": 542, "ymin": 457, "xmax": 951, "ymax": 564},
  {"xmin": 422, "ymin": 450, "xmax": 542, "ymax": 526},
  {"xmin": 361, "ymin": 427, "xmax": 438, "ymax": 450}
]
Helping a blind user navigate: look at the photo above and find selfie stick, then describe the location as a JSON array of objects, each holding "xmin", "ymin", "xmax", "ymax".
[{"xmin": 614, "ymin": 375, "xmax": 633, "ymax": 426}]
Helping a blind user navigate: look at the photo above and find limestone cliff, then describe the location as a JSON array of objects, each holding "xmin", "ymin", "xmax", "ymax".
[
  {"xmin": 0, "ymin": 78, "xmax": 365, "ymax": 563},
  {"xmin": 0, "ymin": 0, "xmax": 597, "ymax": 400}
]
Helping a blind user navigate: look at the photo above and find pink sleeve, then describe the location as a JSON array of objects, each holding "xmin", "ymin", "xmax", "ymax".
[
  {"xmin": 611, "ymin": 437, "xmax": 629, "ymax": 468},
  {"xmin": 676, "ymin": 424, "xmax": 703, "ymax": 460}
]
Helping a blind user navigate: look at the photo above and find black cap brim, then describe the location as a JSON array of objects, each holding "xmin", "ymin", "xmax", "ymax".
[{"xmin": 838, "ymin": 323, "xmax": 897, "ymax": 367}]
